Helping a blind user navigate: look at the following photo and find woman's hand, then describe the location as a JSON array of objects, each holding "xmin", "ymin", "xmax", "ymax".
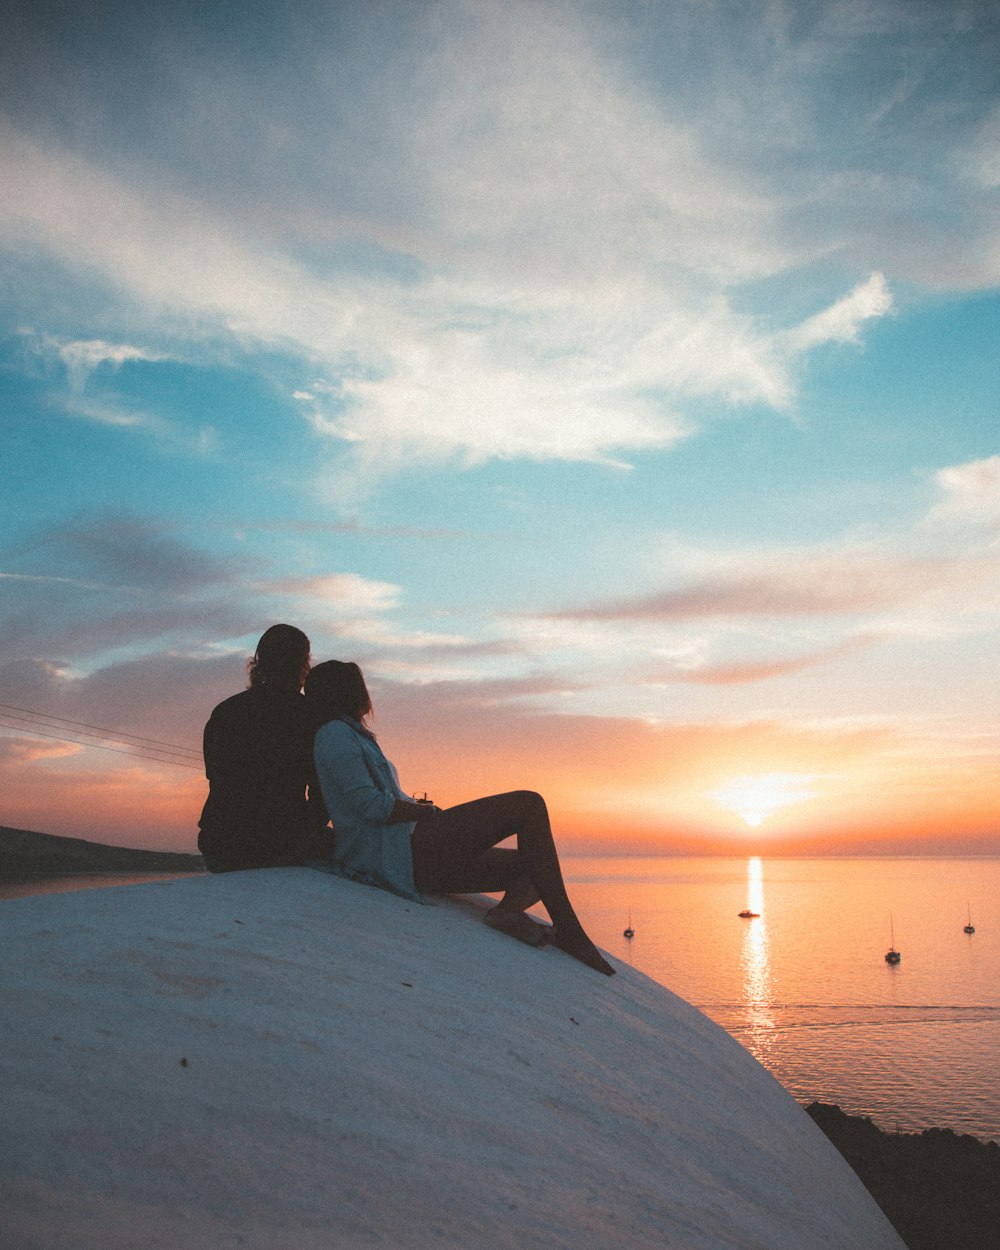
[{"xmin": 388, "ymin": 797, "xmax": 436, "ymax": 823}]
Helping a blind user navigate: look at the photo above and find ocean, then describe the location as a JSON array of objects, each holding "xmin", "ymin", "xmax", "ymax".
[
  {"xmin": 561, "ymin": 854, "xmax": 1000, "ymax": 1143},
  {"xmin": 5, "ymin": 854, "xmax": 998, "ymax": 1142}
]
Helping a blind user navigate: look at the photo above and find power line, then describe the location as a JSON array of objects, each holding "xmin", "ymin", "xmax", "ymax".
[
  {"xmin": 0, "ymin": 702, "xmax": 204, "ymax": 771},
  {"xmin": 0, "ymin": 721, "xmax": 205, "ymax": 771},
  {"xmin": 0, "ymin": 711, "xmax": 201, "ymax": 763},
  {"xmin": 0, "ymin": 702, "xmax": 202, "ymax": 758}
]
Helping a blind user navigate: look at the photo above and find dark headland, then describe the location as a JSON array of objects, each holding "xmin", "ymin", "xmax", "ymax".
[{"xmin": 0, "ymin": 825, "xmax": 204, "ymax": 881}]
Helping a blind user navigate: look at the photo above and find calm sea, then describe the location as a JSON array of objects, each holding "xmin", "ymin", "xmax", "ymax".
[
  {"xmin": 6, "ymin": 856, "xmax": 998, "ymax": 1142},
  {"xmin": 562, "ymin": 855, "xmax": 1000, "ymax": 1143}
]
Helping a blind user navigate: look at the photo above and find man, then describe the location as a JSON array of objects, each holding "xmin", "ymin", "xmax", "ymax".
[{"xmin": 198, "ymin": 624, "xmax": 331, "ymax": 871}]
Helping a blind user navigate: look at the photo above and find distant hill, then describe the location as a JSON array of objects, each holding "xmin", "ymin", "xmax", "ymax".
[{"xmin": 0, "ymin": 826, "xmax": 204, "ymax": 880}]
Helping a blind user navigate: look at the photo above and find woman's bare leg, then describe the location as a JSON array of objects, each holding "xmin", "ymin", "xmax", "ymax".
[{"xmin": 411, "ymin": 792, "xmax": 613, "ymax": 974}]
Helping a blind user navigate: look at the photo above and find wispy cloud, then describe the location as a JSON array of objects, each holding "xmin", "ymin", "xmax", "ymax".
[
  {"xmin": 0, "ymin": 736, "xmax": 82, "ymax": 764},
  {"xmin": 263, "ymin": 572, "xmax": 402, "ymax": 616},
  {"xmin": 927, "ymin": 455, "xmax": 1000, "ymax": 530},
  {"xmin": 37, "ymin": 512, "xmax": 238, "ymax": 594},
  {"xmin": 546, "ymin": 452, "xmax": 1000, "ymax": 636},
  {"xmin": 783, "ymin": 272, "xmax": 893, "ymax": 352},
  {"xmin": 0, "ymin": 512, "xmax": 256, "ymax": 666},
  {"xmin": 54, "ymin": 337, "xmax": 169, "ymax": 390},
  {"xmin": 639, "ymin": 638, "xmax": 867, "ymax": 686},
  {"xmin": 547, "ymin": 546, "xmax": 952, "ymax": 623},
  {"xmin": 0, "ymin": 0, "xmax": 926, "ymax": 490}
]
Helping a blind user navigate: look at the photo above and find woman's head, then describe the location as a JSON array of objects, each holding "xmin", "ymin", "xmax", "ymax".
[
  {"xmin": 304, "ymin": 660, "xmax": 373, "ymax": 725},
  {"xmin": 247, "ymin": 624, "xmax": 311, "ymax": 691}
]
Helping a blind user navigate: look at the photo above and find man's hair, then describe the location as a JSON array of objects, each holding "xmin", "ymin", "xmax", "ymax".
[{"xmin": 247, "ymin": 624, "xmax": 311, "ymax": 690}]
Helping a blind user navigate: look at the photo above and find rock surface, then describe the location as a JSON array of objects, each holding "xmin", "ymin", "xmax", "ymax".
[
  {"xmin": 806, "ymin": 1102, "xmax": 1000, "ymax": 1250},
  {"xmin": 1, "ymin": 869, "xmax": 905, "ymax": 1249}
]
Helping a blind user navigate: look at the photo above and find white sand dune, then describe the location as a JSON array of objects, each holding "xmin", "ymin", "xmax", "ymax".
[{"xmin": 1, "ymin": 870, "xmax": 904, "ymax": 1249}]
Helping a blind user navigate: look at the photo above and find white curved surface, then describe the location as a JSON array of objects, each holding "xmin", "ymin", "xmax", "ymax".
[{"xmin": 1, "ymin": 870, "xmax": 904, "ymax": 1249}]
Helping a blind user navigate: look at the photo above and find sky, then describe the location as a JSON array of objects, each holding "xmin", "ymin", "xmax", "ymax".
[{"xmin": 1, "ymin": 0, "xmax": 997, "ymax": 855}]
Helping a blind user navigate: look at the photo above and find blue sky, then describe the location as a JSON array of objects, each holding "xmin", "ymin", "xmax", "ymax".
[{"xmin": 1, "ymin": 0, "xmax": 998, "ymax": 852}]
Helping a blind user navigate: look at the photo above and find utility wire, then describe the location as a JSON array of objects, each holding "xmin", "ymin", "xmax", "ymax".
[
  {"xmin": 0, "ymin": 702, "xmax": 204, "ymax": 771},
  {"xmin": 0, "ymin": 721, "xmax": 204, "ymax": 770},
  {"xmin": 0, "ymin": 702, "xmax": 202, "ymax": 758},
  {"xmin": 0, "ymin": 711, "xmax": 201, "ymax": 763}
]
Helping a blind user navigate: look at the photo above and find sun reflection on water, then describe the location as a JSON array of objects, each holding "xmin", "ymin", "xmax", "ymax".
[{"xmin": 740, "ymin": 856, "xmax": 775, "ymax": 1063}]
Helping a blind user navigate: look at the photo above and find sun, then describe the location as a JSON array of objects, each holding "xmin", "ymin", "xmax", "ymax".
[{"xmin": 711, "ymin": 773, "xmax": 824, "ymax": 829}]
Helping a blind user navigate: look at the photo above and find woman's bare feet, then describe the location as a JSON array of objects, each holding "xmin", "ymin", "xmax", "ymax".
[
  {"xmin": 483, "ymin": 904, "xmax": 548, "ymax": 947},
  {"xmin": 550, "ymin": 926, "xmax": 616, "ymax": 976}
]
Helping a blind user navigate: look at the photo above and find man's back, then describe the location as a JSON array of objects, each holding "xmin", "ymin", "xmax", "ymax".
[{"xmin": 198, "ymin": 686, "xmax": 323, "ymax": 870}]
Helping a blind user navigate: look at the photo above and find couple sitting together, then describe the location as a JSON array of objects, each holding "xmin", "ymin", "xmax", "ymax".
[{"xmin": 198, "ymin": 624, "xmax": 613, "ymax": 976}]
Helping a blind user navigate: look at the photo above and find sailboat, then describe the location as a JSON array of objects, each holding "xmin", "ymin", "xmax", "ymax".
[
  {"xmin": 623, "ymin": 909, "xmax": 634, "ymax": 939},
  {"xmin": 964, "ymin": 903, "xmax": 975, "ymax": 935},
  {"xmin": 885, "ymin": 915, "xmax": 901, "ymax": 965}
]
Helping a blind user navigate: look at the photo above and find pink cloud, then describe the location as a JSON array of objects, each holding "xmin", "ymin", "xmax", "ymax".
[
  {"xmin": 548, "ymin": 549, "xmax": 954, "ymax": 623},
  {"xmin": 0, "ymin": 735, "xmax": 82, "ymax": 764},
  {"xmin": 640, "ymin": 639, "xmax": 864, "ymax": 685}
]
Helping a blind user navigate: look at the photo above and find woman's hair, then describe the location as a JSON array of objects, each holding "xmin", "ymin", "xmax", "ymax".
[
  {"xmin": 247, "ymin": 624, "xmax": 311, "ymax": 691},
  {"xmin": 304, "ymin": 660, "xmax": 373, "ymax": 725}
]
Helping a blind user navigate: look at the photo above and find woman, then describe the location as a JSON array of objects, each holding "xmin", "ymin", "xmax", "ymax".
[
  {"xmin": 198, "ymin": 624, "xmax": 332, "ymax": 872},
  {"xmin": 304, "ymin": 660, "xmax": 614, "ymax": 976}
]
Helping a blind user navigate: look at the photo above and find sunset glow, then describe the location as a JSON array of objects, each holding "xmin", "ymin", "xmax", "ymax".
[
  {"xmin": 711, "ymin": 774, "xmax": 826, "ymax": 829},
  {"xmin": 0, "ymin": 2, "xmax": 997, "ymax": 855}
]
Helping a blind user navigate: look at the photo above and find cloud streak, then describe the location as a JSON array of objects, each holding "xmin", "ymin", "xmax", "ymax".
[
  {"xmin": 2, "ymin": 0, "xmax": 943, "ymax": 488},
  {"xmin": 639, "ymin": 639, "xmax": 867, "ymax": 687},
  {"xmin": 548, "ymin": 549, "xmax": 952, "ymax": 623}
]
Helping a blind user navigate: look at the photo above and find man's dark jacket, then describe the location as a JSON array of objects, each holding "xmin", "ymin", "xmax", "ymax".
[{"xmin": 198, "ymin": 686, "xmax": 330, "ymax": 871}]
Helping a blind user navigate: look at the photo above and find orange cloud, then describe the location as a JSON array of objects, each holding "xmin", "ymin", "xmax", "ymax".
[{"xmin": 0, "ymin": 735, "xmax": 83, "ymax": 764}]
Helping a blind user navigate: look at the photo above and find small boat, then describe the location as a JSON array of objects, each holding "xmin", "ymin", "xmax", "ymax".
[
  {"xmin": 964, "ymin": 903, "xmax": 975, "ymax": 935},
  {"xmin": 885, "ymin": 915, "xmax": 901, "ymax": 964},
  {"xmin": 738, "ymin": 909, "xmax": 759, "ymax": 919},
  {"xmin": 623, "ymin": 909, "xmax": 634, "ymax": 939}
]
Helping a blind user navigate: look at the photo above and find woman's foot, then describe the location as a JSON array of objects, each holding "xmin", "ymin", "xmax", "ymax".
[
  {"xmin": 550, "ymin": 927, "xmax": 616, "ymax": 976},
  {"xmin": 484, "ymin": 904, "xmax": 548, "ymax": 947}
]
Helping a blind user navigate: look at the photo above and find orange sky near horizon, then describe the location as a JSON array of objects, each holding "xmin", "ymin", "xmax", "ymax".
[{"xmin": 3, "ymin": 696, "xmax": 996, "ymax": 858}]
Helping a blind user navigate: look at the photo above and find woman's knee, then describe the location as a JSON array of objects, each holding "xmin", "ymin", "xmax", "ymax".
[{"xmin": 502, "ymin": 790, "xmax": 548, "ymax": 822}]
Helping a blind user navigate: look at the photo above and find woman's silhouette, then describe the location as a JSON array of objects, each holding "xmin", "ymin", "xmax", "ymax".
[{"xmin": 305, "ymin": 660, "xmax": 613, "ymax": 976}]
